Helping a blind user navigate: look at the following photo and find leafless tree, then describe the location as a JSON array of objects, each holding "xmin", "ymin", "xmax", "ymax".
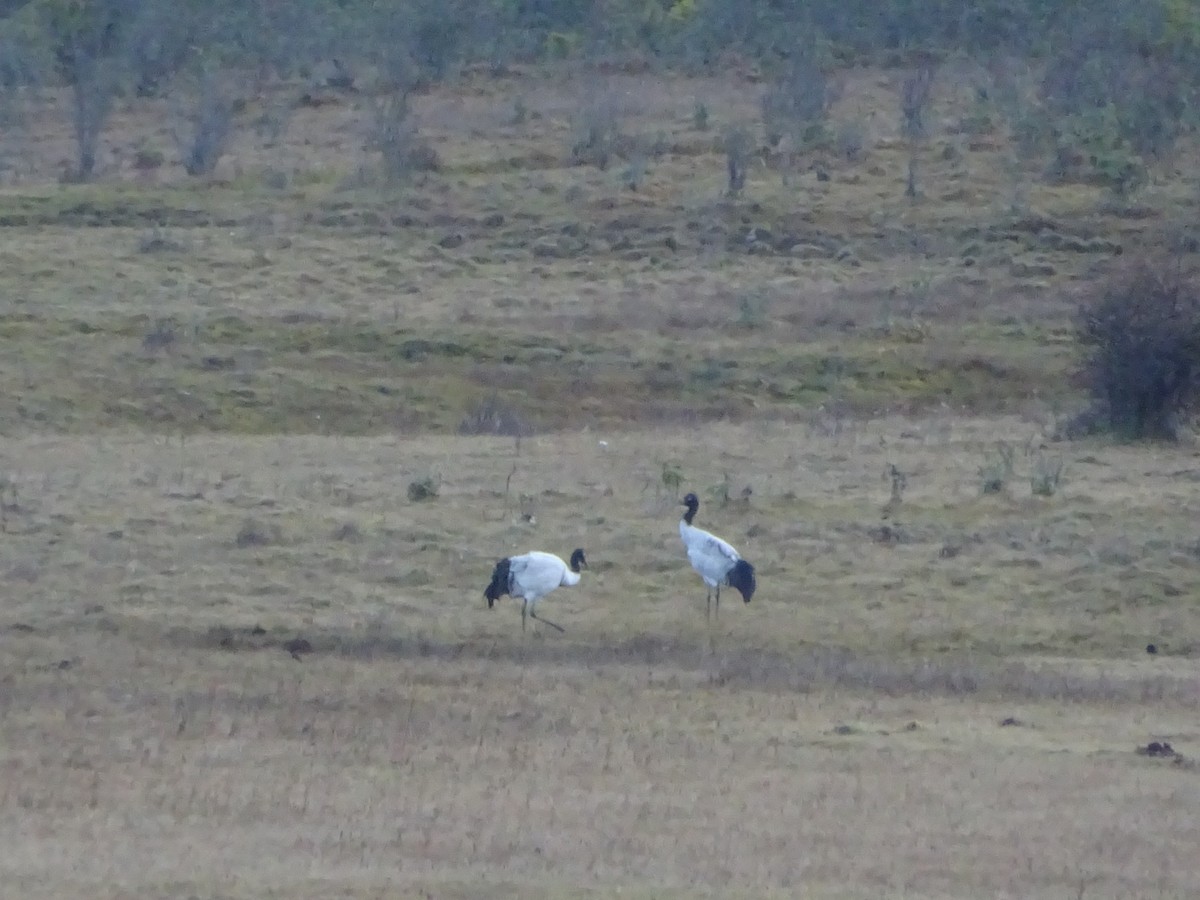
[{"xmin": 900, "ymin": 57, "xmax": 937, "ymax": 199}]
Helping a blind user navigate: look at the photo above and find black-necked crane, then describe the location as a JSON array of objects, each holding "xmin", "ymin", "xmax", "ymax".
[
  {"xmin": 679, "ymin": 492, "xmax": 755, "ymax": 620},
  {"xmin": 483, "ymin": 548, "xmax": 588, "ymax": 633}
]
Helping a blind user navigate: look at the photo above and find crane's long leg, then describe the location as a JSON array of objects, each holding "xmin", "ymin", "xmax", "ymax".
[
  {"xmin": 531, "ymin": 609, "xmax": 565, "ymax": 633},
  {"xmin": 714, "ymin": 585, "xmax": 721, "ymax": 619},
  {"xmin": 522, "ymin": 600, "xmax": 528, "ymax": 633},
  {"xmin": 706, "ymin": 588, "xmax": 712, "ymax": 622}
]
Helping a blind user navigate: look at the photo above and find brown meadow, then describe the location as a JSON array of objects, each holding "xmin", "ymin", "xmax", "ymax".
[{"xmin": 1, "ymin": 61, "xmax": 1199, "ymax": 898}]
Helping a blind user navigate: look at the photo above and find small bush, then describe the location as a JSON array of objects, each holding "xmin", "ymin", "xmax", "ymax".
[
  {"xmin": 132, "ymin": 145, "xmax": 165, "ymax": 171},
  {"xmin": 137, "ymin": 229, "xmax": 184, "ymax": 254},
  {"xmin": 1075, "ymin": 260, "xmax": 1200, "ymax": 441},
  {"xmin": 707, "ymin": 472, "xmax": 731, "ymax": 507},
  {"xmin": 511, "ymin": 96, "xmax": 528, "ymax": 126},
  {"xmin": 622, "ymin": 154, "xmax": 647, "ymax": 191},
  {"xmin": 660, "ymin": 461, "xmax": 684, "ymax": 497},
  {"xmin": 1030, "ymin": 454, "xmax": 1064, "ymax": 497},
  {"xmin": 236, "ymin": 518, "xmax": 280, "ymax": 548},
  {"xmin": 835, "ymin": 118, "xmax": 868, "ymax": 162},
  {"xmin": 735, "ymin": 290, "xmax": 769, "ymax": 328},
  {"xmin": 979, "ymin": 443, "xmax": 1015, "ymax": 494},
  {"xmin": 331, "ymin": 521, "xmax": 363, "ymax": 542},
  {"xmin": 407, "ymin": 477, "xmax": 440, "ymax": 502},
  {"xmin": 141, "ymin": 318, "xmax": 178, "ymax": 351}
]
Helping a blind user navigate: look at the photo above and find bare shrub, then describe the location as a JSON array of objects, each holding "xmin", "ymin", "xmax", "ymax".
[
  {"xmin": 141, "ymin": 318, "xmax": 178, "ymax": 352},
  {"xmin": 67, "ymin": 65, "xmax": 115, "ymax": 181},
  {"xmin": 235, "ymin": 518, "xmax": 281, "ymax": 548},
  {"xmin": 900, "ymin": 57, "xmax": 938, "ymax": 199},
  {"xmin": 368, "ymin": 91, "xmax": 438, "ymax": 183},
  {"xmin": 979, "ymin": 443, "xmax": 1015, "ymax": 494},
  {"xmin": 723, "ymin": 125, "xmax": 751, "ymax": 196},
  {"xmin": 137, "ymin": 228, "xmax": 184, "ymax": 254},
  {"xmin": 0, "ymin": 32, "xmax": 41, "ymax": 90},
  {"xmin": 331, "ymin": 521, "xmax": 362, "ymax": 542},
  {"xmin": 458, "ymin": 394, "xmax": 531, "ymax": 436},
  {"xmin": 900, "ymin": 60, "xmax": 937, "ymax": 141},
  {"xmin": 835, "ymin": 118, "xmax": 868, "ymax": 162},
  {"xmin": 0, "ymin": 48, "xmax": 36, "ymax": 182},
  {"xmin": 760, "ymin": 51, "xmax": 834, "ymax": 150},
  {"xmin": 622, "ymin": 153, "xmax": 647, "ymax": 191},
  {"xmin": 132, "ymin": 142, "xmax": 165, "ymax": 171},
  {"xmin": 735, "ymin": 289, "xmax": 769, "ymax": 328},
  {"xmin": 1034, "ymin": 27, "xmax": 1191, "ymax": 195},
  {"xmin": 988, "ymin": 56, "xmax": 1045, "ymax": 211},
  {"xmin": 1075, "ymin": 259, "xmax": 1200, "ymax": 441},
  {"xmin": 172, "ymin": 73, "xmax": 240, "ymax": 176},
  {"xmin": 253, "ymin": 96, "xmax": 295, "ymax": 147},
  {"xmin": 569, "ymin": 91, "xmax": 622, "ymax": 170},
  {"xmin": 41, "ymin": 0, "xmax": 127, "ymax": 181},
  {"xmin": 1030, "ymin": 454, "xmax": 1064, "ymax": 496},
  {"xmin": 1041, "ymin": 33, "xmax": 1189, "ymax": 164},
  {"xmin": 0, "ymin": 90, "xmax": 33, "ymax": 183}
]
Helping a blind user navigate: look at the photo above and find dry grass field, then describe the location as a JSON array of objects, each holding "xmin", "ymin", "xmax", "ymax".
[{"xmin": 2, "ymin": 61, "xmax": 1200, "ymax": 898}]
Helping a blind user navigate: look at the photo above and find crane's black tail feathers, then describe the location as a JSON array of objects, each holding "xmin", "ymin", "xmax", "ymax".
[
  {"xmin": 728, "ymin": 559, "xmax": 756, "ymax": 604},
  {"xmin": 484, "ymin": 557, "xmax": 511, "ymax": 608}
]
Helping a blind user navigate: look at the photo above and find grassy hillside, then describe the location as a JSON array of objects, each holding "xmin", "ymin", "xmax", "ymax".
[{"xmin": 2, "ymin": 64, "xmax": 1196, "ymax": 434}]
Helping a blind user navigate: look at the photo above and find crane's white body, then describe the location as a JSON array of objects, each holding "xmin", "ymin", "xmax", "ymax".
[
  {"xmin": 484, "ymin": 549, "xmax": 587, "ymax": 632},
  {"xmin": 680, "ymin": 520, "xmax": 742, "ymax": 589},
  {"xmin": 506, "ymin": 551, "xmax": 581, "ymax": 600}
]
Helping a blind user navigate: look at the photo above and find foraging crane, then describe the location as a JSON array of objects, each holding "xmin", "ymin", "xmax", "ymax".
[
  {"xmin": 679, "ymin": 492, "xmax": 756, "ymax": 620},
  {"xmin": 483, "ymin": 548, "xmax": 588, "ymax": 633}
]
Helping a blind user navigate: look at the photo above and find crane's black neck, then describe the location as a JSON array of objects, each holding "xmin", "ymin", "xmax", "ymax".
[{"xmin": 681, "ymin": 494, "xmax": 699, "ymax": 526}]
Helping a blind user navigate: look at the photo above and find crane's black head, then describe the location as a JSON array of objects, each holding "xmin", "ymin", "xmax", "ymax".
[
  {"xmin": 681, "ymin": 492, "xmax": 699, "ymax": 524},
  {"xmin": 728, "ymin": 559, "xmax": 756, "ymax": 604},
  {"xmin": 483, "ymin": 556, "xmax": 511, "ymax": 608},
  {"xmin": 569, "ymin": 548, "xmax": 588, "ymax": 572}
]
